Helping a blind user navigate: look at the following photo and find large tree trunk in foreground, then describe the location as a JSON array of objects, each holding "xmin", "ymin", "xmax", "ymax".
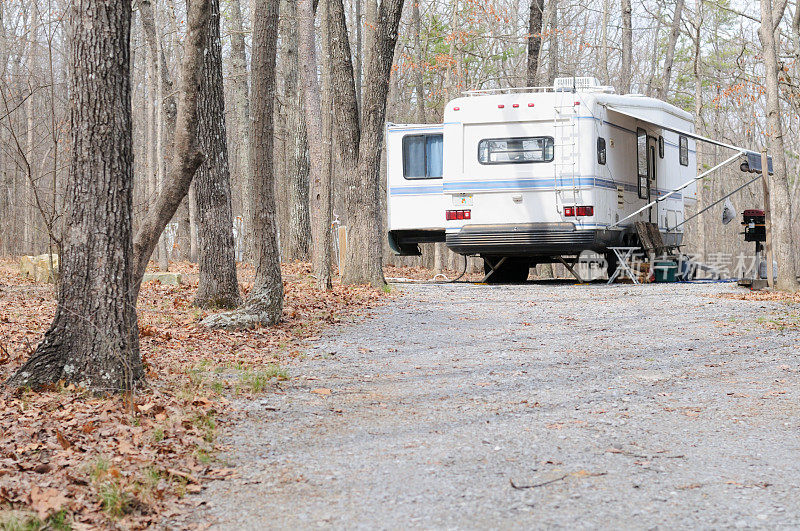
[
  {"xmin": 328, "ymin": 0, "xmax": 403, "ymax": 288},
  {"xmin": 526, "ymin": 0, "xmax": 544, "ymax": 86},
  {"xmin": 620, "ymin": 0, "xmax": 632, "ymax": 93},
  {"xmin": 132, "ymin": 0, "xmax": 210, "ymax": 296},
  {"xmin": 7, "ymin": 0, "xmax": 142, "ymax": 391},
  {"xmin": 759, "ymin": 0, "xmax": 800, "ymax": 291},
  {"xmin": 203, "ymin": 0, "xmax": 283, "ymax": 328},
  {"xmin": 194, "ymin": 0, "xmax": 242, "ymax": 308},
  {"xmin": 298, "ymin": 0, "xmax": 332, "ymax": 290}
]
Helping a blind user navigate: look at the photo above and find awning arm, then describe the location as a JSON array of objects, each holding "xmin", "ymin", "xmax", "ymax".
[
  {"xmin": 608, "ymin": 151, "xmax": 745, "ymax": 230},
  {"xmin": 666, "ymin": 173, "xmax": 762, "ymax": 232}
]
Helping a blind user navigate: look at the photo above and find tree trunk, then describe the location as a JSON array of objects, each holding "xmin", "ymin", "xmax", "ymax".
[
  {"xmin": 656, "ymin": 0, "xmax": 685, "ymax": 100},
  {"xmin": 282, "ymin": 0, "xmax": 311, "ymax": 261},
  {"xmin": 527, "ymin": 0, "xmax": 544, "ymax": 86},
  {"xmin": 327, "ymin": 0, "xmax": 403, "ymax": 287},
  {"xmin": 7, "ymin": 0, "xmax": 142, "ymax": 391},
  {"xmin": 203, "ymin": 0, "xmax": 283, "ymax": 328},
  {"xmin": 759, "ymin": 0, "xmax": 800, "ymax": 291},
  {"xmin": 620, "ymin": 0, "xmax": 632, "ymax": 93},
  {"xmin": 132, "ymin": 0, "xmax": 210, "ymax": 295},
  {"xmin": 298, "ymin": 0, "xmax": 332, "ymax": 290},
  {"xmin": 227, "ymin": 0, "xmax": 253, "ymax": 262},
  {"xmin": 194, "ymin": 0, "xmax": 242, "ymax": 308},
  {"xmin": 547, "ymin": 0, "xmax": 557, "ymax": 82},
  {"xmin": 413, "ymin": 0, "xmax": 425, "ymax": 122}
]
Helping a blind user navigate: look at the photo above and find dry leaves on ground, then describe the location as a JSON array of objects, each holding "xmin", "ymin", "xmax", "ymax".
[{"xmin": 0, "ymin": 259, "xmax": 392, "ymax": 529}]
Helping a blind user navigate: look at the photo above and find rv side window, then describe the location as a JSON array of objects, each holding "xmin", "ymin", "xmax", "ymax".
[
  {"xmin": 637, "ymin": 128, "xmax": 648, "ymax": 199},
  {"xmin": 679, "ymin": 135, "xmax": 689, "ymax": 166},
  {"xmin": 658, "ymin": 136, "xmax": 665, "ymax": 159},
  {"xmin": 478, "ymin": 137, "xmax": 554, "ymax": 164},
  {"xmin": 402, "ymin": 134, "xmax": 443, "ymax": 179},
  {"xmin": 597, "ymin": 137, "xmax": 607, "ymax": 165}
]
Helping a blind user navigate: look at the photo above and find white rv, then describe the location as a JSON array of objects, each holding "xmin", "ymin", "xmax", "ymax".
[{"xmin": 387, "ymin": 77, "xmax": 699, "ymax": 281}]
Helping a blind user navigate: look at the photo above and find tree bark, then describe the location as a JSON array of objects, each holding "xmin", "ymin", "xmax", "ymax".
[
  {"xmin": 194, "ymin": 0, "xmax": 242, "ymax": 308},
  {"xmin": 620, "ymin": 0, "xmax": 632, "ymax": 93},
  {"xmin": 527, "ymin": 0, "xmax": 544, "ymax": 86},
  {"xmin": 281, "ymin": 0, "xmax": 311, "ymax": 261},
  {"xmin": 227, "ymin": 0, "xmax": 253, "ymax": 262},
  {"xmin": 327, "ymin": 0, "xmax": 403, "ymax": 288},
  {"xmin": 656, "ymin": 0, "xmax": 685, "ymax": 100},
  {"xmin": 413, "ymin": 0, "xmax": 426, "ymax": 121},
  {"xmin": 7, "ymin": 0, "xmax": 142, "ymax": 391},
  {"xmin": 547, "ymin": 0, "xmax": 557, "ymax": 83},
  {"xmin": 299, "ymin": 0, "xmax": 332, "ymax": 290},
  {"xmin": 132, "ymin": 0, "xmax": 210, "ymax": 295},
  {"xmin": 203, "ymin": 0, "xmax": 283, "ymax": 328},
  {"xmin": 759, "ymin": 0, "xmax": 800, "ymax": 291}
]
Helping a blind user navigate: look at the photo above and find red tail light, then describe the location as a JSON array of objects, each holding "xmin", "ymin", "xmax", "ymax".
[
  {"xmin": 497, "ymin": 104, "xmax": 505, "ymax": 109},
  {"xmin": 512, "ymin": 103, "xmax": 519, "ymax": 108},
  {"xmin": 564, "ymin": 207, "xmax": 575, "ymax": 217},
  {"xmin": 446, "ymin": 210, "xmax": 471, "ymax": 221},
  {"xmin": 576, "ymin": 206, "xmax": 594, "ymax": 216}
]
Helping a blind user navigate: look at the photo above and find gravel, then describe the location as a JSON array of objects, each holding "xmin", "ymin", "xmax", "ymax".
[{"xmin": 191, "ymin": 281, "xmax": 800, "ymax": 529}]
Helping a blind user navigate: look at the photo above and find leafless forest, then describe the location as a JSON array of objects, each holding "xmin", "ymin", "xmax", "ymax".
[{"xmin": 2, "ymin": 0, "xmax": 798, "ymax": 276}]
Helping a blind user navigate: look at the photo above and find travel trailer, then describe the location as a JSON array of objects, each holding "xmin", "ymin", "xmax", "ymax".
[{"xmin": 387, "ymin": 77, "xmax": 706, "ymax": 282}]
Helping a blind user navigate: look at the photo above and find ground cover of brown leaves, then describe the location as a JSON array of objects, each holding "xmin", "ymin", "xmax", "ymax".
[
  {"xmin": 718, "ymin": 288, "xmax": 800, "ymax": 331},
  {"xmin": 0, "ymin": 259, "xmax": 390, "ymax": 529}
]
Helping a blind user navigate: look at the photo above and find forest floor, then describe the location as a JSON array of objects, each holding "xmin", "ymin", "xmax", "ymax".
[
  {"xmin": 184, "ymin": 280, "xmax": 800, "ymax": 529},
  {"xmin": 0, "ymin": 259, "xmax": 406, "ymax": 529}
]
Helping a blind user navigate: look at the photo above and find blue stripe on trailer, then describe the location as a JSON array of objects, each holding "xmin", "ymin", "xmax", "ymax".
[{"xmin": 389, "ymin": 184, "xmax": 444, "ymax": 195}]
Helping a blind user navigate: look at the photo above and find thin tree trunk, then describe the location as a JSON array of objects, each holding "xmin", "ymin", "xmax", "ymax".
[
  {"xmin": 203, "ymin": 0, "xmax": 282, "ymax": 328},
  {"xmin": 8, "ymin": 0, "xmax": 142, "ymax": 391},
  {"xmin": 413, "ymin": 0, "xmax": 425, "ymax": 122},
  {"xmin": 227, "ymin": 0, "xmax": 253, "ymax": 262},
  {"xmin": 656, "ymin": 0, "xmax": 685, "ymax": 100},
  {"xmin": 759, "ymin": 0, "xmax": 800, "ymax": 291},
  {"xmin": 620, "ymin": 0, "xmax": 632, "ymax": 93},
  {"xmin": 132, "ymin": 0, "xmax": 210, "ymax": 294},
  {"xmin": 547, "ymin": 0, "xmax": 557, "ymax": 82},
  {"xmin": 282, "ymin": 0, "xmax": 311, "ymax": 261},
  {"xmin": 194, "ymin": 0, "xmax": 242, "ymax": 308},
  {"xmin": 527, "ymin": 0, "xmax": 544, "ymax": 86},
  {"xmin": 298, "ymin": 0, "xmax": 332, "ymax": 290}
]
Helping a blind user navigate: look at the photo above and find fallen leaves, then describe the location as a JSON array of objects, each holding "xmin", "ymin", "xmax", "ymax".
[
  {"xmin": 311, "ymin": 388, "xmax": 332, "ymax": 396},
  {"xmin": 29, "ymin": 486, "xmax": 68, "ymax": 520},
  {"xmin": 0, "ymin": 259, "xmax": 389, "ymax": 528}
]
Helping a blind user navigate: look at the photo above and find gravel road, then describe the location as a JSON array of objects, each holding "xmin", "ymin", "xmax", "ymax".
[{"xmin": 192, "ymin": 281, "xmax": 800, "ymax": 529}]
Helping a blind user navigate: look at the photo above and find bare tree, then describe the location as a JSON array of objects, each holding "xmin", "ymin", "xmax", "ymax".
[
  {"xmin": 194, "ymin": 0, "xmax": 241, "ymax": 308},
  {"xmin": 132, "ymin": 0, "xmax": 210, "ymax": 294},
  {"xmin": 620, "ymin": 0, "xmax": 632, "ymax": 93},
  {"xmin": 328, "ymin": 0, "xmax": 405, "ymax": 288},
  {"xmin": 7, "ymin": 0, "xmax": 142, "ymax": 391},
  {"xmin": 527, "ymin": 0, "xmax": 545, "ymax": 86},
  {"xmin": 298, "ymin": 0, "xmax": 332, "ymax": 290},
  {"xmin": 656, "ymin": 0, "xmax": 685, "ymax": 100},
  {"xmin": 203, "ymin": 0, "xmax": 283, "ymax": 328},
  {"xmin": 759, "ymin": 0, "xmax": 800, "ymax": 291}
]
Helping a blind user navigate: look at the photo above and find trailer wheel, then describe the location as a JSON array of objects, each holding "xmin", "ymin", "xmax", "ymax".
[{"xmin": 483, "ymin": 257, "xmax": 530, "ymax": 283}]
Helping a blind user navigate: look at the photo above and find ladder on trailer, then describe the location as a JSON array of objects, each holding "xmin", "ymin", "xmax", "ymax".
[{"xmin": 553, "ymin": 94, "xmax": 580, "ymax": 207}]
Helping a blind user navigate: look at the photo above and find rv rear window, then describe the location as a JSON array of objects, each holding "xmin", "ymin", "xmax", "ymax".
[
  {"xmin": 679, "ymin": 135, "xmax": 689, "ymax": 166},
  {"xmin": 478, "ymin": 137, "xmax": 554, "ymax": 165},
  {"xmin": 402, "ymin": 134, "xmax": 443, "ymax": 179}
]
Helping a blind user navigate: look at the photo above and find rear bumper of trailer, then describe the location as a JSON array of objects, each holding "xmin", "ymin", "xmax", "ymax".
[{"xmin": 445, "ymin": 223, "xmax": 623, "ymax": 257}]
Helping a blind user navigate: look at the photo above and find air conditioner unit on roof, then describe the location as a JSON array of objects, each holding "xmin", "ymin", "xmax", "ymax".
[{"xmin": 554, "ymin": 76, "xmax": 601, "ymax": 91}]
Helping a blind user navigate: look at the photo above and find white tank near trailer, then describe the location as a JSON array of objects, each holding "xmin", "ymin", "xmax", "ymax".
[{"xmin": 386, "ymin": 77, "xmax": 700, "ymax": 282}]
